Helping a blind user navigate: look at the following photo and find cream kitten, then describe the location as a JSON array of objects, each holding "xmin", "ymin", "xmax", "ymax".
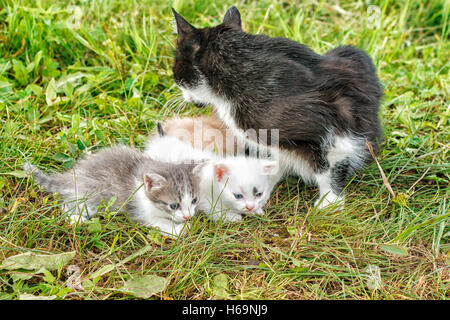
[{"xmin": 160, "ymin": 113, "xmax": 238, "ymax": 156}]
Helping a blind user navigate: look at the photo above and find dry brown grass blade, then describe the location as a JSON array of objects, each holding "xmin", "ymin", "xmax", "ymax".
[
  {"xmin": 407, "ymin": 155, "xmax": 436, "ymax": 195},
  {"xmin": 365, "ymin": 139, "xmax": 396, "ymax": 198}
]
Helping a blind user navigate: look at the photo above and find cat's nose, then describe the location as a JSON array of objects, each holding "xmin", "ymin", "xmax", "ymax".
[
  {"xmin": 183, "ymin": 215, "xmax": 191, "ymax": 221},
  {"xmin": 245, "ymin": 204, "xmax": 255, "ymax": 211}
]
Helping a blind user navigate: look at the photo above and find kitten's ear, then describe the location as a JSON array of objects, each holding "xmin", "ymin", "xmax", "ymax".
[
  {"xmin": 222, "ymin": 6, "xmax": 242, "ymax": 30},
  {"xmin": 156, "ymin": 122, "xmax": 165, "ymax": 137},
  {"xmin": 213, "ymin": 163, "xmax": 230, "ymax": 183},
  {"xmin": 143, "ymin": 173, "xmax": 167, "ymax": 192},
  {"xmin": 172, "ymin": 8, "xmax": 195, "ymax": 42},
  {"xmin": 192, "ymin": 160, "xmax": 208, "ymax": 177},
  {"xmin": 261, "ymin": 161, "xmax": 278, "ymax": 176}
]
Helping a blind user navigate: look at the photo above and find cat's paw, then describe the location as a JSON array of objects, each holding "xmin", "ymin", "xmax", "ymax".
[
  {"xmin": 222, "ymin": 212, "xmax": 243, "ymax": 223},
  {"xmin": 314, "ymin": 194, "xmax": 345, "ymax": 211},
  {"xmin": 207, "ymin": 210, "xmax": 242, "ymax": 223},
  {"xmin": 172, "ymin": 222, "xmax": 190, "ymax": 238},
  {"xmin": 254, "ymin": 208, "xmax": 265, "ymax": 216},
  {"xmin": 67, "ymin": 214, "xmax": 88, "ymax": 225}
]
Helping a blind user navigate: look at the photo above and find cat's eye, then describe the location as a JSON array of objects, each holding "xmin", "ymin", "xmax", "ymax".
[
  {"xmin": 233, "ymin": 193, "xmax": 243, "ymax": 200},
  {"xmin": 191, "ymin": 197, "xmax": 198, "ymax": 205},
  {"xmin": 255, "ymin": 192, "xmax": 263, "ymax": 198},
  {"xmin": 169, "ymin": 203, "xmax": 179, "ymax": 210}
]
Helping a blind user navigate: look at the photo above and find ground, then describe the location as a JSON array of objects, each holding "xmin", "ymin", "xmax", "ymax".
[{"xmin": 0, "ymin": 0, "xmax": 448, "ymax": 299}]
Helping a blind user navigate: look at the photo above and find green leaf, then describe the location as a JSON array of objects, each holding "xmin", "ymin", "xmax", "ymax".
[
  {"xmin": 33, "ymin": 50, "xmax": 43, "ymax": 73},
  {"xmin": 82, "ymin": 279, "xmax": 94, "ymax": 290},
  {"xmin": 119, "ymin": 274, "xmax": 168, "ymax": 298},
  {"xmin": 70, "ymin": 114, "xmax": 80, "ymax": 133},
  {"xmin": 88, "ymin": 264, "xmax": 115, "ymax": 281},
  {"xmin": 87, "ymin": 245, "xmax": 153, "ymax": 280},
  {"xmin": 53, "ymin": 153, "xmax": 72, "ymax": 162},
  {"xmin": 42, "ymin": 58, "xmax": 60, "ymax": 78},
  {"xmin": 146, "ymin": 229, "xmax": 163, "ymax": 245},
  {"xmin": 125, "ymin": 77, "xmax": 135, "ymax": 90},
  {"xmin": 76, "ymin": 139, "xmax": 86, "ymax": 151},
  {"xmin": 10, "ymin": 272, "xmax": 34, "ymax": 281},
  {"xmin": 43, "ymin": 269, "xmax": 56, "ymax": 283},
  {"xmin": 26, "ymin": 84, "xmax": 43, "ymax": 96},
  {"xmin": 45, "ymin": 78, "xmax": 57, "ymax": 106},
  {"xmin": 211, "ymin": 273, "xmax": 230, "ymax": 299},
  {"xmin": 0, "ymin": 251, "xmax": 76, "ymax": 273},
  {"xmin": 94, "ymin": 129, "xmax": 105, "ymax": 143},
  {"xmin": 12, "ymin": 59, "xmax": 29, "ymax": 86},
  {"xmin": 1, "ymin": 170, "xmax": 28, "ymax": 178},
  {"xmin": 379, "ymin": 244, "xmax": 409, "ymax": 256},
  {"xmin": 86, "ymin": 217, "xmax": 102, "ymax": 234}
]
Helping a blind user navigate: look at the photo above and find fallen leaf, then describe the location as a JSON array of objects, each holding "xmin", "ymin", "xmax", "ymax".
[
  {"xmin": 45, "ymin": 78, "xmax": 57, "ymax": 106},
  {"xmin": 0, "ymin": 251, "xmax": 76, "ymax": 273},
  {"xmin": 19, "ymin": 293, "xmax": 57, "ymax": 300},
  {"xmin": 2, "ymin": 171, "xmax": 28, "ymax": 178},
  {"xmin": 86, "ymin": 217, "xmax": 102, "ymax": 233},
  {"xmin": 119, "ymin": 275, "xmax": 167, "ymax": 299},
  {"xmin": 364, "ymin": 265, "xmax": 382, "ymax": 290},
  {"xmin": 379, "ymin": 244, "xmax": 409, "ymax": 257},
  {"xmin": 66, "ymin": 265, "xmax": 83, "ymax": 290},
  {"xmin": 211, "ymin": 273, "xmax": 230, "ymax": 299}
]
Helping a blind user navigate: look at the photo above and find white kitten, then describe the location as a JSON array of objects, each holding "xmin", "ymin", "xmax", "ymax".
[{"xmin": 144, "ymin": 128, "xmax": 280, "ymax": 222}]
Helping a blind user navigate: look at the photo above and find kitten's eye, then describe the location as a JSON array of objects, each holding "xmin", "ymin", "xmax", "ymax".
[
  {"xmin": 255, "ymin": 192, "xmax": 263, "ymax": 198},
  {"xmin": 169, "ymin": 203, "xmax": 179, "ymax": 210},
  {"xmin": 233, "ymin": 193, "xmax": 243, "ymax": 200},
  {"xmin": 192, "ymin": 197, "xmax": 198, "ymax": 205}
]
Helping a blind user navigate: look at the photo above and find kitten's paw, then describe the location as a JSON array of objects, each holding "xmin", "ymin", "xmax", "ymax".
[
  {"xmin": 208, "ymin": 210, "xmax": 242, "ymax": 222},
  {"xmin": 172, "ymin": 222, "xmax": 190, "ymax": 238},
  {"xmin": 67, "ymin": 214, "xmax": 88, "ymax": 225},
  {"xmin": 254, "ymin": 208, "xmax": 265, "ymax": 216},
  {"xmin": 222, "ymin": 212, "xmax": 243, "ymax": 223},
  {"xmin": 314, "ymin": 194, "xmax": 345, "ymax": 211}
]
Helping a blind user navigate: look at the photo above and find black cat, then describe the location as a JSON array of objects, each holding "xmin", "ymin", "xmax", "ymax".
[{"xmin": 171, "ymin": 6, "xmax": 383, "ymax": 210}]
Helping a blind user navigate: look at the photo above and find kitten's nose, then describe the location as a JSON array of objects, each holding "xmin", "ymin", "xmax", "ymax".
[
  {"xmin": 245, "ymin": 204, "xmax": 255, "ymax": 211},
  {"xmin": 183, "ymin": 215, "xmax": 191, "ymax": 221}
]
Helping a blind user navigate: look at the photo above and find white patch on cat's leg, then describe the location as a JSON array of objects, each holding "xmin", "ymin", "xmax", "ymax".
[
  {"xmin": 63, "ymin": 202, "xmax": 90, "ymax": 225},
  {"xmin": 314, "ymin": 171, "xmax": 345, "ymax": 211}
]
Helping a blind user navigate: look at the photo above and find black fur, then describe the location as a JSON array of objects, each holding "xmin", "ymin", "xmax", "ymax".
[
  {"xmin": 171, "ymin": 7, "xmax": 383, "ymax": 200},
  {"xmin": 156, "ymin": 122, "xmax": 165, "ymax": 137}
]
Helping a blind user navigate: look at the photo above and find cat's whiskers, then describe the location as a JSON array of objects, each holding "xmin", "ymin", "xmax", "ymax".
[{"xmin": 162, "ymin": 92, "xmax": 192, "ymax": 116}]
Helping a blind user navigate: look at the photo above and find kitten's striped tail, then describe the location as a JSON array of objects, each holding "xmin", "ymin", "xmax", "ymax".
[{"xmin": 24, "ymin": 162, "xmax": 56, "ymax": 192}]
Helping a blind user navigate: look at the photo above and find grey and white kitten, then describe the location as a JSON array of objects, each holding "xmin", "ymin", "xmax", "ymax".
[{"xmin": 25, "ymin": 145, "xmax": 203, "ymax": 238}]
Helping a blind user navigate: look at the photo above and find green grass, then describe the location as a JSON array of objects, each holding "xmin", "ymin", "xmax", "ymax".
[{"xmin": 0, "ymin": 0, "xmax": 448, "ymax": 300}]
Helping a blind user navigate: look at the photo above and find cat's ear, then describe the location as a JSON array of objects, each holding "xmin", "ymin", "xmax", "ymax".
[
  {"xmin": 213, "ymin": 163, "xmax": 230, "ymax": 183},
  {"xmin": 222, "ymin": 6, "xmax": 242, "ymax": 30},
  {"xmin": 261, "ymin": 161, "xmax": 278, "ymax": 176},
  {"xmin": 172, "ymin": 8, "xmax": 195, "ymax": 42},
  {"xmin": 143, "ymin": 173, "xmax": 167, "ymax": 192},
  {"xmin": 192, "ymin": 160, "xmax": 208, "ymax": 177}
]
